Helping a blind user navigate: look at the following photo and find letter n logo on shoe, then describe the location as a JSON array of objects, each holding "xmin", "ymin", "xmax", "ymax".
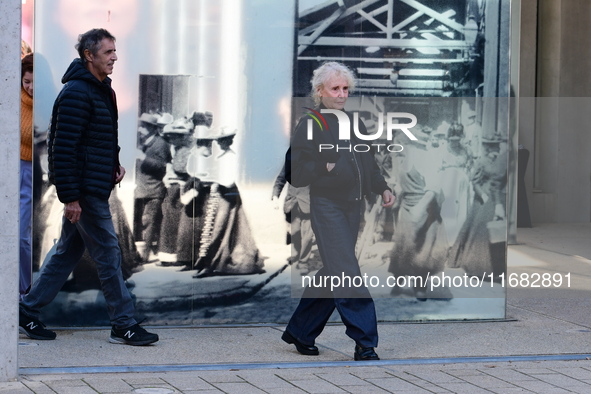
[
  {"xmin": 124, "ymin": 331, "xmax": 135, "ymax": 339},
  {"xmin": 26, "ymin": 322, "xmax": 37, "ymax": 330}
]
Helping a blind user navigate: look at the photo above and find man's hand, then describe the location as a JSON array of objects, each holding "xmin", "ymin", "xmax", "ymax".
[
  {"xmin": 115, "ymin": 165, "xmax": 126, "ymax": 184},
  {"xmin": 326, "ymin": 162, "xmax": 336, "ymax": 172},
  {"xmin": 64, "ymin": 201, "xmax": 82, "ymax": 224},
  {"xmin": 382, "ymin": 189, "xmax": 395, "ymax": 208}
]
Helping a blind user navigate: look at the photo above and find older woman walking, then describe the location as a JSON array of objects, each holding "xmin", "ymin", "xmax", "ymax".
[{"xmin": 283, "ymin": 62, "xmax": 395, "ymax": 361}]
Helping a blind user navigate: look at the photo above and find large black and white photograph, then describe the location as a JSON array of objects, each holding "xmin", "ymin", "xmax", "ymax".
[
  {"xmin": 289, "ymin": 0, "xmax": 509, "ymax": 319},
  {"xmin": 30, "ymin": 0, "xmax": 510, "ymax": 327}
]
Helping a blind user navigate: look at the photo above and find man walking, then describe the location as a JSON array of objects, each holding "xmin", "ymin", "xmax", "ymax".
[{"xmin": 19, "ymin": 28, "xmax": 158, "ymax": 346}]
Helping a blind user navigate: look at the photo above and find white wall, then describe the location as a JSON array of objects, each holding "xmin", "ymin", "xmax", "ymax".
[{"xmin": 520, "ymin": 0, "xmax": 591, "ymax": 223}]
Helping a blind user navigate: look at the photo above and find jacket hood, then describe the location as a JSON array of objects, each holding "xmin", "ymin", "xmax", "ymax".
[{"xmin": 61, "ymin": 58, "xmax": 112, "ymax": 87}]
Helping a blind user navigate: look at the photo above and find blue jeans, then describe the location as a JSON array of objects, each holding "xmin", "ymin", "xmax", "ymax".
[
  {"xmin": 20, "ymin": 195, "xmax": 136, "ymax": 329},
  {"xmin": 20, "ymin": 160, "xmax": 33, "ymax": 298},
  {"xmin": 286, "ymin": 196, "xmax": 378, "ymax": 348}
]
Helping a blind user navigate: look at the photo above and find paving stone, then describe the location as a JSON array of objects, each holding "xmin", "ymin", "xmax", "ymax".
[
  {"xmin": 376, "ymin": 372, "xmax": 453, "ymax": 392},
  {"xmin": 275, "ymin": 369, "xmax": 325, "ymax": 381},
  {"xmin": 340, "ymin": 384, "xmax": 393, "ymax": 393},
  {"xmin": 261, "ymin": 387, "xmax": 308, "ymax": 394},
  {"xmin": 131, "ymin": 389, "xmax": 177, "ymax": 394},
  {"xmin": 513, "ymin": 368, "xmax": 559, "ymax": 376},
  {"xmin": 487, "ymin": 387, "xmax": 531, "ymax": 393},
  {"xmin": 349, "ymin": 368, "xmax": 399, "ymax": 379},
  {"xmin": 511, "ymin": 380, "xmax": 573, "ymax": 393},
  {"xmin": 366, "ymin": 377, "xmax": 427, "ymax": 392},
  {"xmin": 49, "ymin": 385, "xmax": 99, "ymax": 394},
  {"xmin": 42, "ymin": 378, "xmax": 92, "ymax": 387},
  {"xmin": 401, "ymin": 382, "xmax": 452, "ymax": 393},
  {"xmin": 0, "ymin": 382, "xmax": 34, "ymax": 394},
  {"xmin": 436, "ymin": 382, "xmax": 496, "ymax": 393},
  {"xmin": 83, "ymin": 377, "xmax": 133, "ymax": 393},
  {"xmin": 235, "ymin": 372, "xmax": 297, "ymax": 389},
  {"xmin": 478, "ymin": 368, "xmax": 538, "ymax": 381},
  {"xmin": 127, "ymin": 385, "xmax": 178, "ymax": 393},
  {"xmin": 561, "ymin": 386, "xmax": 591, "ymax": 394},
  {"xmin": 18, "ymin": 380, "xmax": 55, "ymax": 394},
  {"xmin": 289, "ymin": 377, "xmax": 347, "ymax": 393},
  {"xmin": 160, "ymin": 374, "xmax": 217, "ymax": 391},
  {"xmin": 315, "ymin": 372, "xmax": 368, "ymax": 386},
  {"xmin": 460, "ymin": 374, "xmax": 522, "ymax": 389},
  {"xmin": 534, "ymin": 373, "xmax": 591, "ymax": 388},
  {"xmin": 401, "ymin": 370, "xmax": 465, "ymax": 384},
  {"xmin": 441, "ymin": 368, "xmax": 488, "ymax": 378},
  {"xmin": 194, "ymin": 371, "xmax": 246, "ymax": 383},
  {"xmin": 124, "ymin": 377, "xmax": 168, "ymax": 385},
  {"xmin": 551, "ymin": 367, "xmax": 591, "ymax": 380},
  {"xmin": 210, "ymin": 382, "xmax": 268, "ymax": 394}
]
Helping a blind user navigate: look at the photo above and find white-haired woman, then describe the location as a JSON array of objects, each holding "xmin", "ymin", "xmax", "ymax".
[{"xmin": 283, "ymin": 62, "xmax": 395, "ymax": 361}]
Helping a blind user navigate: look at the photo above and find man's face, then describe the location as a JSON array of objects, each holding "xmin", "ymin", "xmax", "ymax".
[
  {"xmin": 85, "ymin": 38, "xmax": 117, "ymax": 81},
  {"xmin": 430, "ymin": 134, "xmax": 445, "ymax": 149}
]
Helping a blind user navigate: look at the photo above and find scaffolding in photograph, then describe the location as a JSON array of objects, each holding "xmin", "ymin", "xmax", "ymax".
[{"xmin": 297, "ymin": 0, "xmax": 484, "ymax": 97}]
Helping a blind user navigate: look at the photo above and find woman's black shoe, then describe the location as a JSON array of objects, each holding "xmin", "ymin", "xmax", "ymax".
[
  {"xmin": 281, "ymin": 330, "xmax": 319, "ymax": 355},
  {"xmin": 354, "ymin": 345, "xmax": 380, "ymax": 361}
]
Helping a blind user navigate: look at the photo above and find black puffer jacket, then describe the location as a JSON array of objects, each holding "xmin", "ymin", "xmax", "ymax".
[{"xmin": 48, "ymin": 58, "xmax": 120, "ymax": 203}]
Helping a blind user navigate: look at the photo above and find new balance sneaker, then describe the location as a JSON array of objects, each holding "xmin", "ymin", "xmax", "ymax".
[
  {"xmin": 19, "ymin": 311, "xmax": 56, "ymax": 340},
  {"xmin": 109, "ymin": 323, "xmax": 159, "ymax": 346}
]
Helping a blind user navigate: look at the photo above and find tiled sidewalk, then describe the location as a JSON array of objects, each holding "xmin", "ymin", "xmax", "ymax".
[
  {"xmin": 4, "ymin": 360, "xmax": 591, "ymax": 393},
  {"xmin": 5, "ymin": 224, "xmax": 591, "ymax": 393}
]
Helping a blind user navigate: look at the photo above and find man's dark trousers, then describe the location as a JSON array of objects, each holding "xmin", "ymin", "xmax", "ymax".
[{"xmin": 20, "ymin": 195, "xmax": 136, "ymax": 329}]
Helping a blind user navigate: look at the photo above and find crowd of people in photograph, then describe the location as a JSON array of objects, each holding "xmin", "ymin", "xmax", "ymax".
[
  {"xmin": 133, "ymin": 110, "xmax": 265, "ymax": 278},
  {"xmin": 279, "ymin": 107, "xmax": 507, "ymax": 304},
  {"xmin": 356, "ymin": 111, "xmax": 507, "ymax": 300},
  {"xmin": 31, "ymin": 108, "xmax": 266, "ymax": 293}
]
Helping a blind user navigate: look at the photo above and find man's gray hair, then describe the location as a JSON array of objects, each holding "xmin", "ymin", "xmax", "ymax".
[
  {"xmin": 310, "ymin": 62, "xmax": 356, "ymax": 107},
  {"xmin": 75, "ymin": 28, "xmax": 116, "ymax": 63}
]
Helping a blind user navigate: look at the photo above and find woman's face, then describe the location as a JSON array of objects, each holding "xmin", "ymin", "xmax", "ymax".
[
  {"xmin": 22, "ymin": 71, "xmax": 33, "ymax": 97},
  {"xmin": 196, "ymin": 139, "xmax": 213, "ymax": 157},
  {"xmin": 318, "ymin": 74, "xmax": 349, "ymax": 110}
]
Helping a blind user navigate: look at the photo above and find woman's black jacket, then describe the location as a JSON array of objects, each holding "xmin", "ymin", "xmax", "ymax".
[{"xmin": 286, "ymin": 108, "xmax": 390, "ymax": 202}]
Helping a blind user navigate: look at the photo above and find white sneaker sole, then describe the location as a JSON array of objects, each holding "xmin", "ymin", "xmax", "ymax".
[{"xmin": 108, "ymin": 336, "xmax": 158, "ymax": 346}]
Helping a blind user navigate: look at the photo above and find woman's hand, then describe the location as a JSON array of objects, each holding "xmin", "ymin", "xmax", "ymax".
[{"xmin": 381, "ymin": 189, "xmax": 395, "ymax": 208}]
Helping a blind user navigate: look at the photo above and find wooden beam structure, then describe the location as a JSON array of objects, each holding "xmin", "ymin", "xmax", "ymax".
[{"xmin": 296, "ymin": 0, "xmax": 480, "ymax": 96}]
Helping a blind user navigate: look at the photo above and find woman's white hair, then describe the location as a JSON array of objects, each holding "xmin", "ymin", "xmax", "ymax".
[{"xmin": 310, "ymin": 62, "xmax": 356, "ymax": 107}]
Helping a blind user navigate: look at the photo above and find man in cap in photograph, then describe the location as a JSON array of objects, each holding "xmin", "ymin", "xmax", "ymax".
[{"xmin": 133, "ymin": 112, "xmax": 173, "ymax": 263}]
